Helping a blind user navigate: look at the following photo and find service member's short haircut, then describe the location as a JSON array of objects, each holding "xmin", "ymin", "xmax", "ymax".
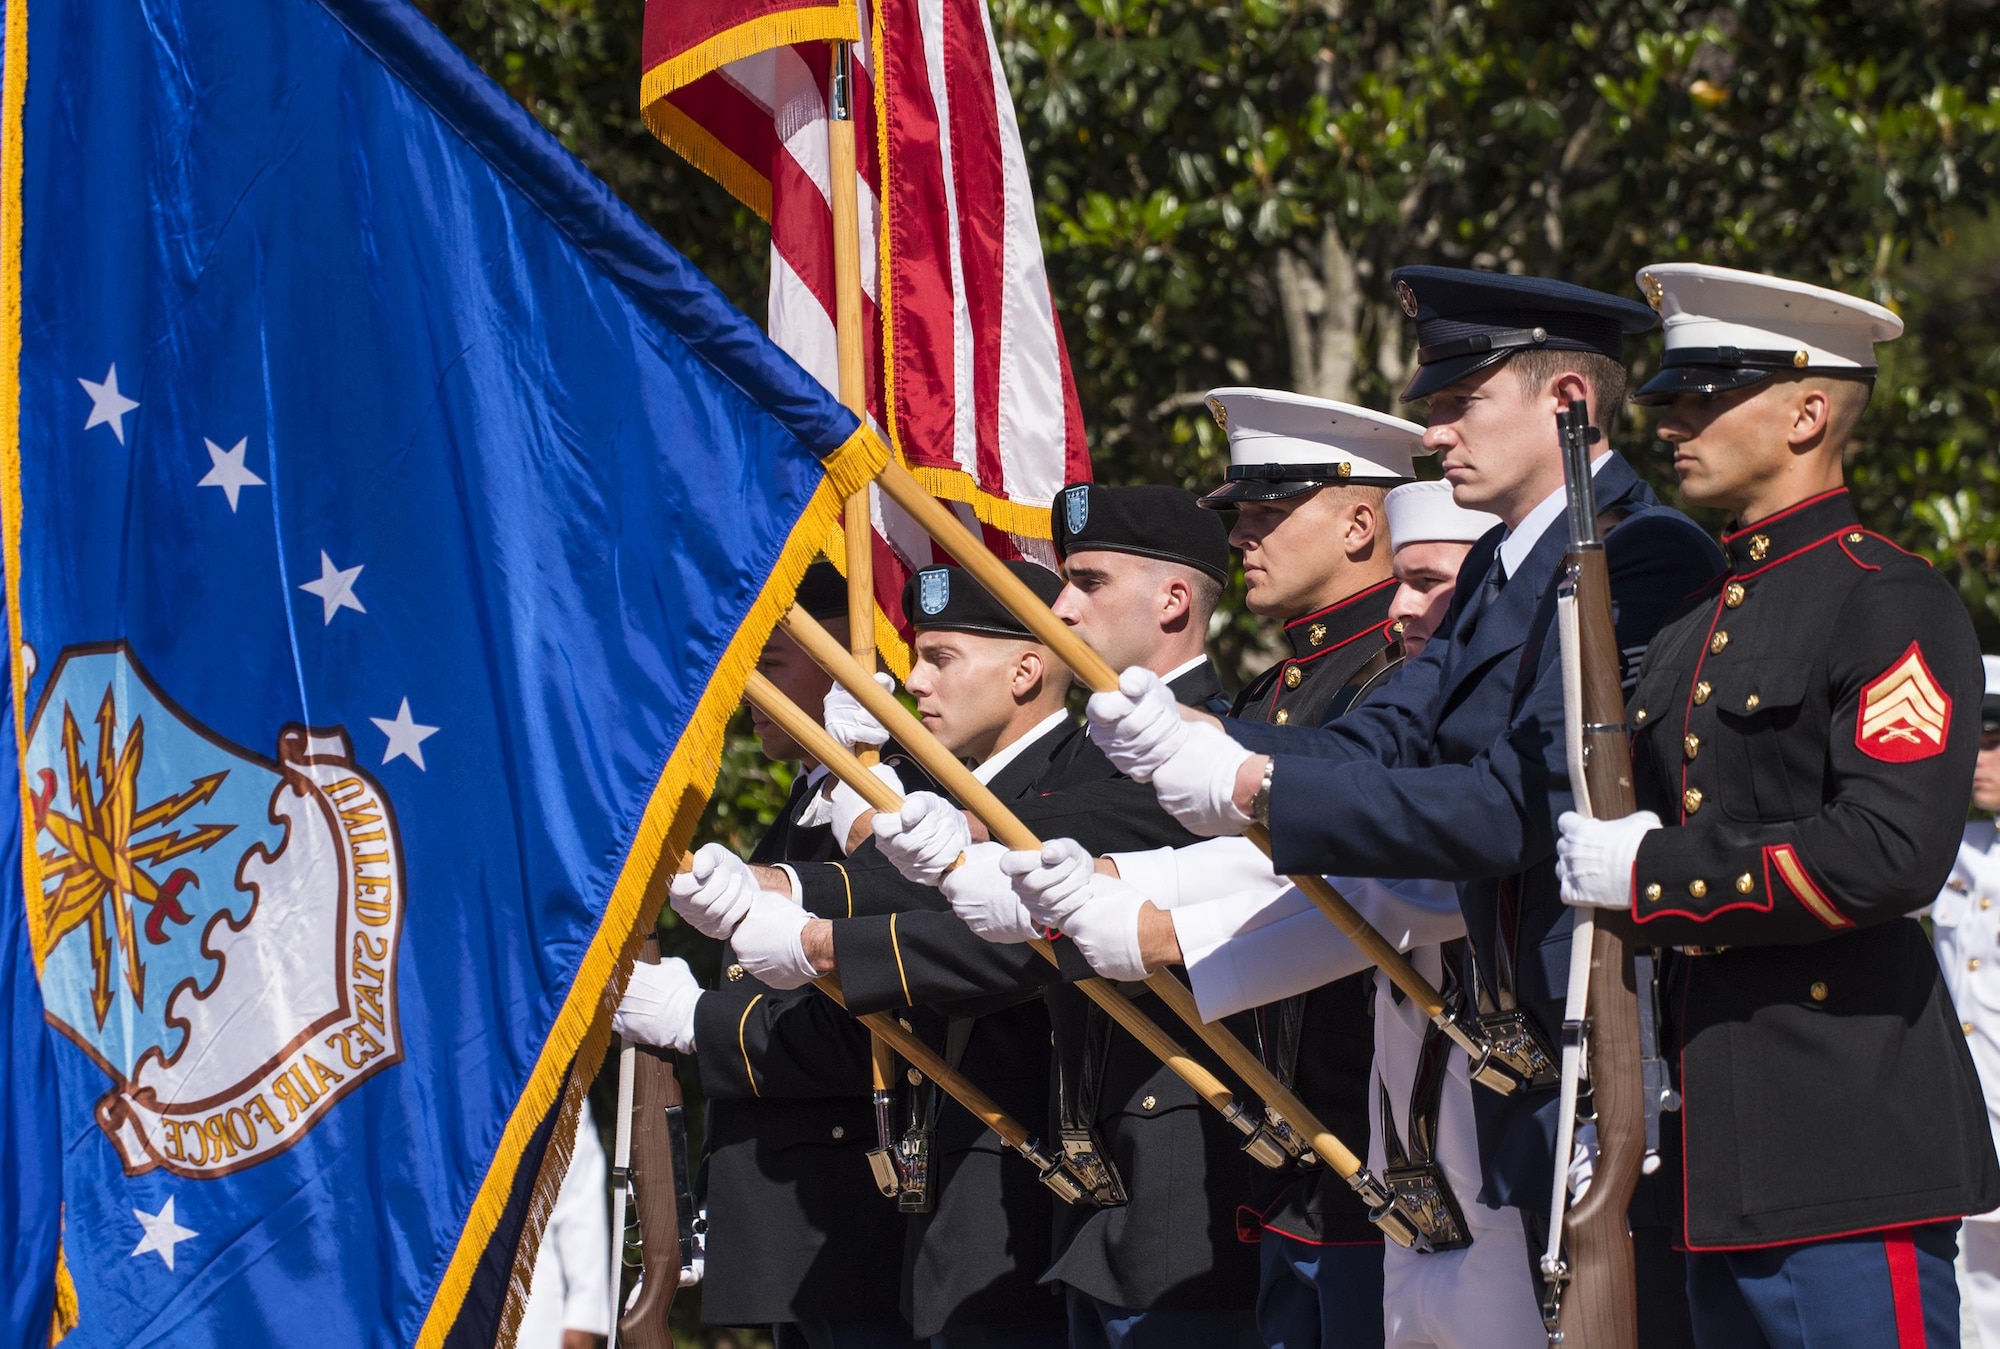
[
  {"xmin": 1771, "ymin": 370, "xmax": 1874, "ymax": 442},
  {"xmin": 1188, "ymin": 569, "xmax": 1224, "ymax": 622},
  {"xmin": 1509, "ymin": 349, "xmax": 1628, "ymax": 417}
]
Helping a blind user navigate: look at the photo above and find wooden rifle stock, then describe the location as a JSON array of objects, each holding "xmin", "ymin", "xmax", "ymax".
[
  {"xmin": 1550, "ymin": 404, "xmax": 1643, "ymax": 1348},
  {"xmin": 617, "ymin": 935, "xmax": 684, "ymax": 1349}
]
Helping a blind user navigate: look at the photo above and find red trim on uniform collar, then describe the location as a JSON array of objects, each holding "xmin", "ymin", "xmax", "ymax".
[
  {"xmin": 1288, "ymin": 617, "xmax": 1396, "ymax": 667},
  {"xmin": 1282, "ymin": 576, "xmax": 1399, "ymax": 633},
  {"xmin": 1721, "ymin": 486, "xmax": 1851, "ymax": 541}
]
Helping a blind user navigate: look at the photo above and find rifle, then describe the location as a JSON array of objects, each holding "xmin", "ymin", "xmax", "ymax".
[
  {"xmin": 1539, "ymin": 401, "xmax": 1643, "ymax": 1348},
  {"xmin": 609, "ymin": 934, "xmax": 699, "ymax": 1349}
]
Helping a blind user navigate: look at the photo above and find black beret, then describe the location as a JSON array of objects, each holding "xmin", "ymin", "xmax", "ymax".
[
  {"xmin": 793, "ymin": 559, "xmax": 853, "ymax": 622},
  {"xmin": 1051, "ymin": 482, "xmax": 1231, "ymax": 583},
  {"xmin": 901, "ymin": 561, "xmax": 1064, "ymax": 638},
  {"xmin": 1389, "ymin": 265, "xmax": 1658, "ymax": 402}
]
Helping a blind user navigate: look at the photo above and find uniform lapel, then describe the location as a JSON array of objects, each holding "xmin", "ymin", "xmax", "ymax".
[{"xmin": 1438, "ymin": 453, "xmax": 1658, "ymax": 712}]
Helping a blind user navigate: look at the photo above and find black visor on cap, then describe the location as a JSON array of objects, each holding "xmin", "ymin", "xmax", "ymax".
[
  {"xmin": 1632, "ymin": 349, "xmax": 1879, "ymax": 406},
  {"xmin": 901, "ymin": 560, "xmax": 1065, "ymax": 638},
  {"xmin": 1197, "ymin": 475, "xmax": 1329, "ymax": 508},
  {"xmin": 1983, "ymin": 695, "xmax": 2000, "ymax": 734}
]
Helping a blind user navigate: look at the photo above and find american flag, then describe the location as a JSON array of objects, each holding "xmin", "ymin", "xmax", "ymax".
[{"xmin": 641, "ymin": 0, "xmax": 1092, "ymax": 662}]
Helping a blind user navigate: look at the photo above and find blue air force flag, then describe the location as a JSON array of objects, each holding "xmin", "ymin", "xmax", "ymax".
[{"xmin": 0, "ymin": 0, "xmax": 885, "ymax": 1344}]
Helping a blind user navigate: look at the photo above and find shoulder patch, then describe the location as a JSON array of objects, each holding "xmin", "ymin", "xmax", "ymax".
[{"xmin": 1856, "ymin": 640, "xmax": 1952, "ymax": 762}]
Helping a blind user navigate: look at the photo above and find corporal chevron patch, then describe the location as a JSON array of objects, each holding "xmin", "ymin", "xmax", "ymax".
[{"xmin": 1856, "ymin": 641, "xmax": 1952, "ymax": 763}]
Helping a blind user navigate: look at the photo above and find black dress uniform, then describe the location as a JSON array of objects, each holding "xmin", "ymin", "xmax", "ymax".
[
  {"xmin": 1625, "ymin": 490, "xmax": 2000, "ymax": 1247},
  {"xmin": 1026, "ymin": 481, "xmax": 1270, "ymax": 1340},
  {"xmin": 693, "ymin": 771, "xmax": 915, "ymax": 1335},
  {"xmin": 789, "ymin": 696, "xmax": 1238, "ymax": 1338},
  {"xmin": 689, "ymin": 561, "xmax": 919, "ymax": 1339}
]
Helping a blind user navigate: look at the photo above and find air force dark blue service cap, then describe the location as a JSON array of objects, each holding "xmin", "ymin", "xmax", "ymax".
[{"xmin": 1389, "ymin": 265, "xmax": 1659, "ymax": 403}]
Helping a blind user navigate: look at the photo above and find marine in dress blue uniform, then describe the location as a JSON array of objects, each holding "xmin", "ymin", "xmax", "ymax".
[
  {"xmin": 1557, "ymin": 264, "xmax": 2000, "ymax": 1349},
  {"xmin": 1197, "ymin": 389, "xmax": 1430, "ymax": 1349},
  {"xmin": 1082, "ymin": 269, "xmax": 1724, "ymax": 1347}
]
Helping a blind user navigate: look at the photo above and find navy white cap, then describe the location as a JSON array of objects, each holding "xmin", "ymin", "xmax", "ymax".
[
  {"xmin": 1983, "ymin": 655, "xmax": 2000, "ymax": 733},
  {"xmin": 1384, "ymin": 480, "xmax": 1501, "ymax": 549},
  {"xmin": 1390, "ymin": 266, "xmax": 1658, "ymax": 402},
  {"xmin": 1198, "ymin": 388, "xmax": 1424, "ymax": 507},
  {"xmin": 1631, "ymin": 263, "xmax": 1904, "ymax": 405}
]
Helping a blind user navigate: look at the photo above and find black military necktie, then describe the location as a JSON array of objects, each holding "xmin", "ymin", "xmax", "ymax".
[{"xmin": 1458, "ymin": 556, "xmax": 1506, "ymax": 643}]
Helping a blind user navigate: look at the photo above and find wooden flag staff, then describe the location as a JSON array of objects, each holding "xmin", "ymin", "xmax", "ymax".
[
  {"xmin": 860, "ymin": 461, "xmax": 1554, "ymax": 1097},
  {"xmin": 824, "ymin": 35, "xmax": 902, "ymax": 1168},
  {"xmin": 761, "ymin": 620, "xmax": 1447, "ymax": 1249},
  {"xmin": 680, "ymin": 673, "xmax": 1090, "ymax": 1205}
]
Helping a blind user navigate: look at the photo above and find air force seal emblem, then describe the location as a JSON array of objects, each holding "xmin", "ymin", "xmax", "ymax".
[
  {"xmin": 1063, "ymin": 484, "xmax": 1091, "ymax": 538},
  {"xmin": 918, "ymin": 567, "xmax": 951, "ymax": 617},
  {"xmin": 28, "ymin": 644, "xmax": 406, "ymax": 1178}
]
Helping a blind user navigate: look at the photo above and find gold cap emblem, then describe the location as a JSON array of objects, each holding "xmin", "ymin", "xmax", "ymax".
[
  {"xmin": 1206, "ymin": 397, "xmax": 1229, "ymax": 432},
  {"xmin": 1396, "ymin": 279, "xmax": 1420, "ymax": 317},
  {"xmin": 1793, "ymin": 349, "xmax": 1810, "ymax": 368},
  {"xmin": 1640, "ymin": 272, "xmax": 1665, "ymax": 310}
]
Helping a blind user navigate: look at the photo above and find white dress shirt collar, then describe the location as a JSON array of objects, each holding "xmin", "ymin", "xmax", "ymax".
[
  {"xmin": 973, "ymin": 709, "xmax": 1072, "ymax": 785},
  {"xmin": 1497, "ymin": 452, "xmax": 1610, "ymax": 581}
]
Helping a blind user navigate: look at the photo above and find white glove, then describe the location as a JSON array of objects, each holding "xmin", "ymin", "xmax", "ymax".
[
  {"xmin": 728, "ymin": 891, "xmax": 819, "ymax": 990},
  {"xmin": 669, "ymin": 843, "xmax": 763, "ymax": 940},
  {"xmin": 1152, "ymin": 722, "xmax": 1254, "ymax": 837},
  {"xmin": 872, "ymin": 792, "xmax": 971, "ymax": 886},
  {"xmin": 941, "ymin": 842, "xmax": 1040, "ymax": 943},
  {"xmin": 1087, "ymin": 668, "xmax": 1252, "ymax": 836},
  {"xmin": 613, "ymin": 956, "xmax": 703, "ymax": 1054},
  {"xmin": 1053, "ymin": 874, "xmax": 1152, "ymax": 982},
  {"xmin": 1084, "ymin": 667, "xmax": 1185, "ymax": 781},
  {"xmin": 1568, "ymin": 1119, "xmax": 1598, "ymax": 1198},
  {"xmin": 827, "ymin": 763, "xmax": 906, "ymax": 854},
  {"xmin": 1556, "ymin": 810, "xmax": 1663, "ymax": 910},
  {"xmin": 1004, "ymin": 838, "xmax": 1098, "ymax": 931},
  {"xmin": 824, "ymin": 672, "xmax": 895, "ymax": 752}
]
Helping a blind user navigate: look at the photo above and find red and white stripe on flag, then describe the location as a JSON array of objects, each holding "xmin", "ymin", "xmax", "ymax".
[{"xmin": 640, "ymin": 0, "xmax": 1091, "ymax": 668}]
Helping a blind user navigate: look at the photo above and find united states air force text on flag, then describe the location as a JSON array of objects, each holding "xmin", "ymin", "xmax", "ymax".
[{"xmin": 0, "ymin": 0, "xmax": 887, "ymax": 1344}]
